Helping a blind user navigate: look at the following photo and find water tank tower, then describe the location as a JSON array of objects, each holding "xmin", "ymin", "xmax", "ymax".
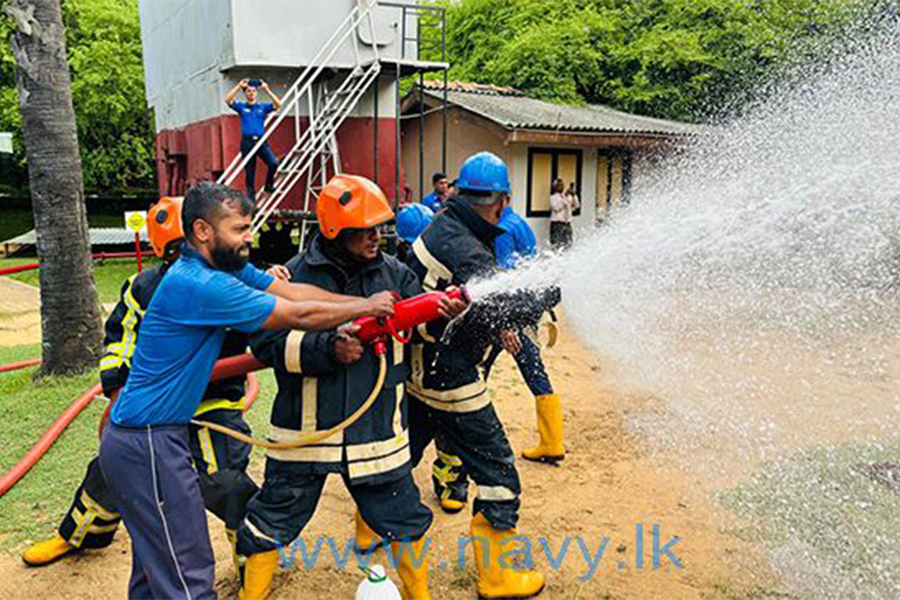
[{"xmin": 138, "ymin": 0, "xmax": 448, "ymax": 238}]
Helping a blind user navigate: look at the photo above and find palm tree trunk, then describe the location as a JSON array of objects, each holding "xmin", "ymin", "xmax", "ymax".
[{"xmin": 5, "ymin": 0, "xmax": 102, "ymax": 375}]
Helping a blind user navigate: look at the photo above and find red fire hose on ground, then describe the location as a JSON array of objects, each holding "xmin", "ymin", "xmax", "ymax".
[
  {"xmin": 0, "ymin": 383, "xmax": 103, "ymax": 499},
  {"xmin": 0, "ymin": 286, "xmax": 467, "ymax": 499},
  {"xmin": 0, "ymin": 358, "xmax": 41, "ymax": 374},
  {"xmin": 0, "ymin": 360, "xmax": 261, "ymax": 501},
  {"xmin": 0, "ymin": 251, "xmax": 155, "ymax": 277}
]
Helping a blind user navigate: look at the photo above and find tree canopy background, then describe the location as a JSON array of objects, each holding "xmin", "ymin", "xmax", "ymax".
[
  {"xmin": 1, "ymin": 0, "xmax": 153, "ymax": 195},
  {"xmin": 430, "ymin": 0, "xmax": 884, "ymax": 121},
  {"xmin": 0, "ymin": 0, "xmax": 886, "ymax": 196}
]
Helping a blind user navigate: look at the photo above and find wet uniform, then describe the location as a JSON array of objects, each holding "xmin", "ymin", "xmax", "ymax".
[
  {"xmin": 237, "ymin": 235, "xmax": 432, "ymax": 556},
  {"xmin": 406, "ymin": 197, "xmax": 556, "ymax": 529}
]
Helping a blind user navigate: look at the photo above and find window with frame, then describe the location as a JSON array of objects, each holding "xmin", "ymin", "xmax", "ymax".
[
  {"xmin": 526, "ymin": 147, "xmax": 583, "ymax": 218},
  {"xmin": 595, "ymin": 151, "xmax": 632, "ymax": 223}
]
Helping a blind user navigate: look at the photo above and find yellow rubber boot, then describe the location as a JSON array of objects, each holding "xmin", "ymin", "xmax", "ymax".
[
  {"xmin": 470, "ymin": 513, "xmax": 545, "ymax": 599},
  {"xmin": 22, "ymin": 534, "xmax": 75, "ymax": 567},
  {"xmin": 522, "ymin": 395, "xmax": 565, "ymax": 463},
  {"xmin": 440, "ymin": 498, "xmax": 466, "ymax": 513},
  {"xmin": 355, "ymin": 510, "xmax": 384, "ymax": 553},
  {"xmin": 390, "ymin": 538, "xmax": 431, "ymax": 600},
  {"xmin": 238, "ymin": 550, "xmax": 279, "ymax": 600},
  {"xmin": 432, "ymin": 451, "xmax": 467, "ymax": 514}
]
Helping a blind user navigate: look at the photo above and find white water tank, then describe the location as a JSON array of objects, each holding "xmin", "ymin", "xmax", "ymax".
[{"xmin": 139, "ymin": 0, "xmax": 417, "ymax": 129}]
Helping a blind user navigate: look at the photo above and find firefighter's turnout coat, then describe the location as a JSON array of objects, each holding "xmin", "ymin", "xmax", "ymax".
[
  {"xmin": 249, "ymin": 235, "xmax": 423, "ymax": 485},
  {"xmin": 406, "ymin": 197, "xmax": 555, "ymax": 414}
]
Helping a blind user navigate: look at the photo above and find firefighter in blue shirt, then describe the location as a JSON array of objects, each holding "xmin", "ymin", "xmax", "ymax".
[
  {"xmin": 395, "ymin": 202, "xmax": 434, "ymax": 262},
  {"xmin": 494, "ymin": 205, "xmax": 536, "ymax": 269},
  {"xmin": 21, "ymin": 197, "xmax": 279, "ymax": 574},
  {"xmin": 420, "ymin": 171, "xmax": 448, "ymax": 213},
  {"xmin": 488, "ymin": 206, "xmax": 564, "ymax": 463},
  {"xmin": 224, "ymin": 78, "xmax": 284, "ymax": 201},
  {"xmin": 98, "ymin": 183, "xmax": 396, "ymax": 600}
]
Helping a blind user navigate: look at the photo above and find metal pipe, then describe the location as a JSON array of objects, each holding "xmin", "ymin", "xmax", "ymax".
[
  {"xmin": 442, "ymin": 6, "xmax": 448, "ymax": 173},
  {"xmin": 419, "ymin": 72, "xmax": 424, "ymax": 203},
  {"xmin": 395, "ymin": 65, "xmax": 401, "ymax": 211},
  {"xmin": 0, "ymin": 251, "xmax": 154, "ymax": 277},
  {"xmin": 374, "ymin": 72, "xmax": 380, "ymax": 186},
  {"xmin": 0, "ymin": 263, "xmax": 39, "ymax": 276}
]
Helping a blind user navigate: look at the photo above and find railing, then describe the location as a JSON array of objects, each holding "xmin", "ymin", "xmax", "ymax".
[{"xmin": 217, "ymin": 0, "xmax": 381, "ymax": 191}]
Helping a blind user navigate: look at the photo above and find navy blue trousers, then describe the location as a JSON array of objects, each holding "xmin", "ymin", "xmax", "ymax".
[
  {"xmin": 240, "ymin": 136, "xmax": 279, "ymax": 201},
  {"xmin": 429, "ymin": 335, "xmax": 552, "ymax": 514},
  {"xmin": 484, "ymin": 335, "xmax": 553, "ymax": 397},
  {"xmin": 100, "ymin": 423, "xmax": 217, "ymax": 600},
  {"xmin": 237, "ymin": 460, "xmax": 432, "ymax": 556},
  {"xmin": 410, "ymin": 401, "xmax": 521, "ymax": 531}
]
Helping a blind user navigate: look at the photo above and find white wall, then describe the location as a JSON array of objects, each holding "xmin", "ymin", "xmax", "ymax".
[
  {"xmin": 507, "ymin": 143, "xmax": 598, "ymax": 249},
  {"xmin": 139, "ymin": 0, "xmax": 236, "ymax": 129},
  {"xmin": 139, "ymin": 0, "xmax": 415, "ymax": 131}
]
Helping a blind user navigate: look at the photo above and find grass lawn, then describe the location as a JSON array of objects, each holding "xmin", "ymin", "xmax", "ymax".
[
  {"xmin": 0, "ymin": 355, "xmax": 276, "ymax": 549},
  {"xmin": 0, "ymin": 256, "xmax": 163, "ymax": 305},
  {"xmin": 719, "ymin": 441, "xmax": 900, "ymax": 598}
]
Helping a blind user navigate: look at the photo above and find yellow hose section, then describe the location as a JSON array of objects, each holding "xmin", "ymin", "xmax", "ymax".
[{"xmin": 191, "ymin": 353, "xmax": 387, "ymax": 450}]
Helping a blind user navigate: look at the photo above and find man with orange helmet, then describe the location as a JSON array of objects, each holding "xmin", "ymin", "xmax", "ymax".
[
  {"xmin": 236, "ymin": 174, "xmax": 464, "ymax": 600},
  {"xmin": 21, "ymin": 197, "xmax": 276, "ymax": 578}
]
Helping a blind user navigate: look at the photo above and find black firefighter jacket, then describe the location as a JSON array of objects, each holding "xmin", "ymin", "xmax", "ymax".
[
  {"xmin": 249, "ymin": 234, "xmax": 423, "ymax": 485},
  {"xmin": 406, "ymin": 197, "xmax": 558, "ymax": 414}
]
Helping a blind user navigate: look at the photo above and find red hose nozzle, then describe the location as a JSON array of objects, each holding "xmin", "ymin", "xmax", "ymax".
[{"xmin": 353, "ymin": 286, "xmax": 470, "ymax": 348}]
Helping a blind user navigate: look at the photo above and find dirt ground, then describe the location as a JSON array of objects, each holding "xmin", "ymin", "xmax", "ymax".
[
  {"xmin": 0, "ymin": 306, "xmax": 775, "ymax": 600},
  {"xmin": 0, "ymin": 277, "xmax": 41, "ymax": 348}
]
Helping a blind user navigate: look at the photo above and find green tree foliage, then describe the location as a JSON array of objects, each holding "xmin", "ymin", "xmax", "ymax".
[
  {"xmin": 430, "ymin": 0, "xmax": 878, "ymax": 121},
  {"xmin": 1, "ymin": 0, "xmax": 154, "ymax": 193}
]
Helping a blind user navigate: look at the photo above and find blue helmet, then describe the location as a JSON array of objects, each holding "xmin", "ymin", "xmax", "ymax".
[
  {"xmin": 456, "ymin": 151, "xmax": 511, "ymax": 195},
  {"xmin": 396, "ymin": 203, "xmax": 435, "ymax": 242}
]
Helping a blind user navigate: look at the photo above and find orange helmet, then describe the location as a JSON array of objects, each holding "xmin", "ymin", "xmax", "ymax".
[
  {"xmin": 147, "ymin": 196, "xmax": 185, "ymax": 260},
  {"xmin": 316, "ymin": 174, "xmax": 394, "ymax": 239}
]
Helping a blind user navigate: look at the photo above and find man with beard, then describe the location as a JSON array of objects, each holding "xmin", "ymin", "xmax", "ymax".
[
  {"xmin": 21, "ymin": 197, "xmax": 275, "ymax": 575},
  {"xmin": 236, "ymin": 175, "xmax": 465, "ymax": 600},
  {"xmin": 99, "ymin": 182, "xmax": 397, "ymax": 600}
]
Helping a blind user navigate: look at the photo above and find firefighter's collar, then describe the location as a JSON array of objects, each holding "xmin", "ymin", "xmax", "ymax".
[{"xmin": 444, "ymin": 197, "xmax": 506, "ymax": 243}]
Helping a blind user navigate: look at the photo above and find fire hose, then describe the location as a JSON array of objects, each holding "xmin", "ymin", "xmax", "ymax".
[
  {"xmin": 0, "ymin": 288, "xmax": 466, "ymax": 497},
  {"xmin": 194, "ymin": 287, "xmax": 469, "ymax": 450},
  {"xmin": 193, "ymin": 355, "xmax": 388, "ymax": 449}
]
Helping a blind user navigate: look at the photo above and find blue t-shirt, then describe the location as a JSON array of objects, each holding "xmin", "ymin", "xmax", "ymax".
[
  {"xmin": 495, "ymin": 206, "xmax": 537, "ymax": 269},
  {"xmin": 421, "ymin": 192, "xmax": 443, "ymax": 213},
  {"xmin": 232, "ymin": 101, "xmax": 275, "ymax": 137},
  {"xmin": 110, "ymin": 246, "xmax": 276, "ymax": 426}
]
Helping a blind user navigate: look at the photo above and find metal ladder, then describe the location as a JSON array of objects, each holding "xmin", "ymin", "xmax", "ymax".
[{"xmin": 217, "ymin": 0, "xmax": 382, "ymax": 235}]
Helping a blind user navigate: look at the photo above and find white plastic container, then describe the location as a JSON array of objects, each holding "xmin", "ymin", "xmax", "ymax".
[{"xmin": 355, "ymin": 564, "xmax": 402, "ymax": 600}]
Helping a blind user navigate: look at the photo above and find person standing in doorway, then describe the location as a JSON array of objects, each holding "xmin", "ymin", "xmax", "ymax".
[
  {"xmin": 224, "ymin": 79, "xmax": 284, "ymax": 201},
  {"xmin": 549, "ymin": 178, "xmax": 578, "ymax": 250}
]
